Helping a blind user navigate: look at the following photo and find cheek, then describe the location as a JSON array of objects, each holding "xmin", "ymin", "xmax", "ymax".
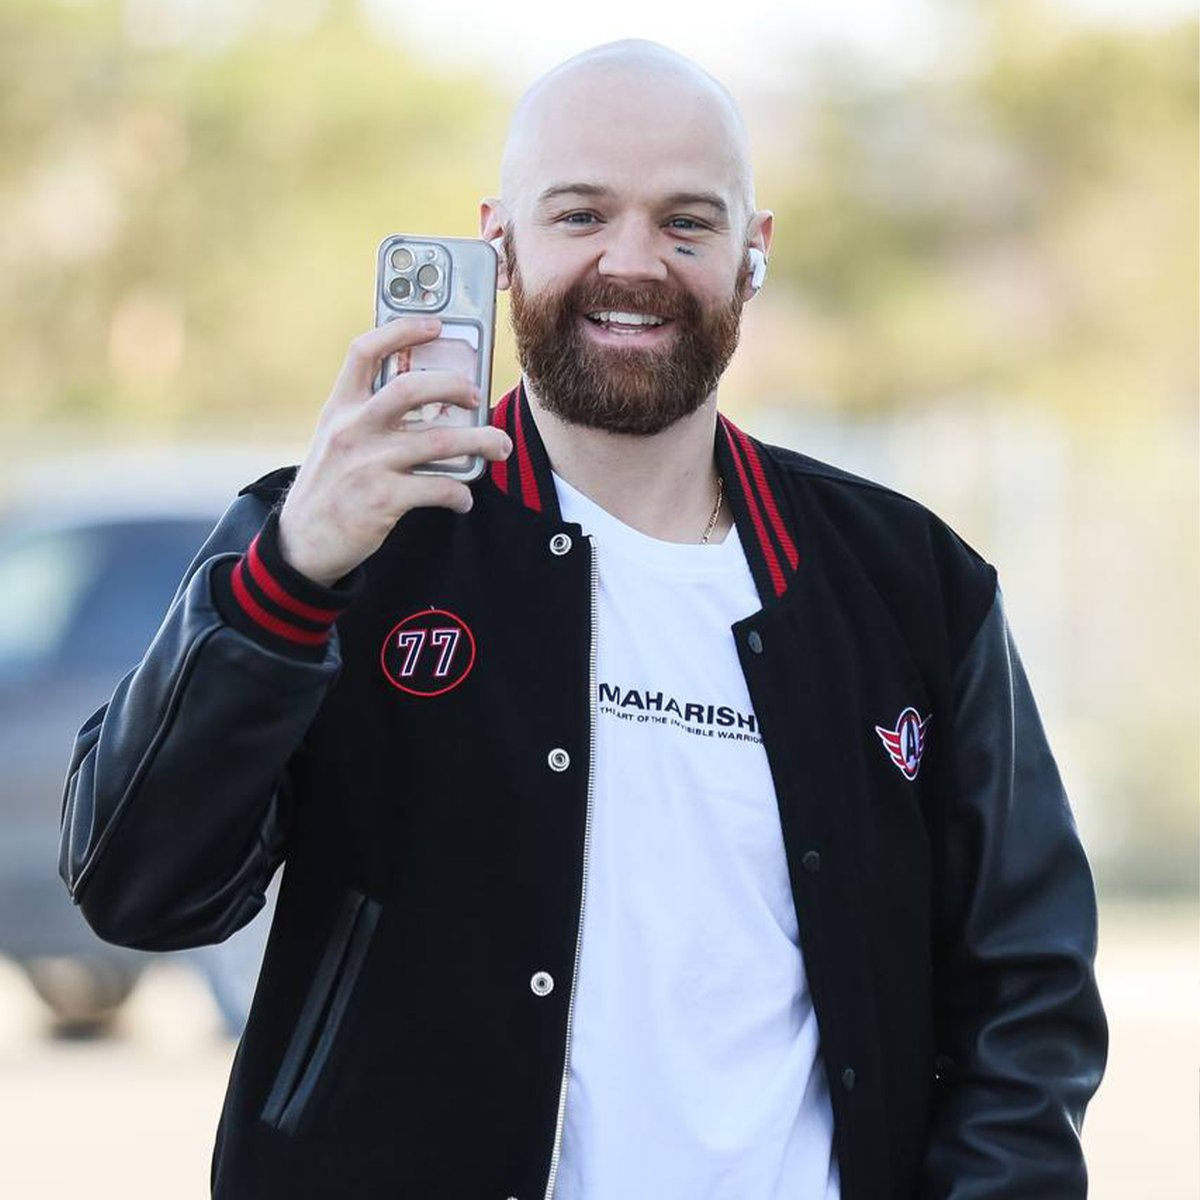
[
  {"xmin": 669, "ymin": 247, "xmax": 743, "ymax": 291},
  {"xmin": 686, "ymin": 272, "xmax": 743, "ymax": 312},
  {"xmin": 510, "ymin": 232, "xmax": 588, "ymax": 285}
]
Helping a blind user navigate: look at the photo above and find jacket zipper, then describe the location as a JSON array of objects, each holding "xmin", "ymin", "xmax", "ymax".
[{"xmin": 542, "ymin": 537, "xmax": 599, "ymax": 1199}]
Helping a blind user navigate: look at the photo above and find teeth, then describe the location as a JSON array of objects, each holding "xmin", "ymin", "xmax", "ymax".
[{"xmin": 587, "ymin": 311, "xmax": 666, "ymax": 326}]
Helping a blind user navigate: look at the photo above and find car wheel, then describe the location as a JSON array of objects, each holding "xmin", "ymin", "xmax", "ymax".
[{"xmin": 21, "ymin": 955, "xmax": 143, "ymax": 1035}]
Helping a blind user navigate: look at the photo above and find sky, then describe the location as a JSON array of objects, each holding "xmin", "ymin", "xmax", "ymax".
[
  {"xmin": 356, "ymin": 0, "xmax": 1198, "ymax": 91},
  {"xmin": 108, "ymin": 0, "xmax": 1198, "ymax": 94}
]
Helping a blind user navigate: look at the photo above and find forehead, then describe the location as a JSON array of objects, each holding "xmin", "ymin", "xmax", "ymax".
[{"xmin": 507, "ymin": 66, "xmax": 748, "ymax": 217}]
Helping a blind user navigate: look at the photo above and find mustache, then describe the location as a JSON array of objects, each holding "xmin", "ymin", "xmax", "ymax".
[{"xmin": 561, "ymin": 279, "xmax": 699, "ymax": 322}]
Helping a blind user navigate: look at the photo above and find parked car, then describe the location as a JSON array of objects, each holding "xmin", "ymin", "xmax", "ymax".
[{"xmin": 0, "ymin": 448, "xmax": 294, "ymax": 1034}]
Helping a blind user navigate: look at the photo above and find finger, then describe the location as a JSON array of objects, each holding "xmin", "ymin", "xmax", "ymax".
[
  {"xmin": 333, "ymin": 317, "xmax": 444, "ymax": 398},
  {"xmin": 363, "ymin": 368, "xmax": 483, "ymax": 430},
  {"xmin": 399, "ymin": 474, "xmax": 476, "ymax": 516},
  {"xmin": 378, "ymin": 424, "xmax": 513, "ymax": 472}
]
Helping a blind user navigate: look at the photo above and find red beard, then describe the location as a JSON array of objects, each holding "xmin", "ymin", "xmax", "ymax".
[{"xmin": 506, "ymin": 234, "xmax": 747, "ymax": 437}]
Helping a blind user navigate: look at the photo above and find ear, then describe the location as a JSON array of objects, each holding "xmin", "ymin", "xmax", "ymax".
[
  {"xmin": 741, "ymin": 209, "xmax": 775, "ymax": 302},
  {"xmin": 479, "ymin": 198, "xmax": 511, "ymax": 291}
]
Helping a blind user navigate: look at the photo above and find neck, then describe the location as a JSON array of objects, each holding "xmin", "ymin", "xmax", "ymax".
[{"xmin": 524, "ymin": 381, "xmax": 733, "ymax": 544}]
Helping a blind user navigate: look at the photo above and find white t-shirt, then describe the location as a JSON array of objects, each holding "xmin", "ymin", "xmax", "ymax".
[{"xmin": 553, "ymin": 474, "xmax": 840, "ymax": 1200}]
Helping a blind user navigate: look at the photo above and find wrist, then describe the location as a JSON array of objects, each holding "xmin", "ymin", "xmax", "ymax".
[
  {"xmin": 211, "ymin": 509, "xmax": 366, "ymax": 658},
  {"xmin": 276, "ymin": 511, "xmax": 345, "ymax": 588}
]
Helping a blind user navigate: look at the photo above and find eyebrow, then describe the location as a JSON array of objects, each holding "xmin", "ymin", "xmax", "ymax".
[{"xmin": 535, "ymin": 182, "xmax": 731, "ymax": 221}]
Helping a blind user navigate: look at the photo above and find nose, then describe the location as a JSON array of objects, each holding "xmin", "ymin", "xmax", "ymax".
[{"xmin": 596, "ymin": 218, "xmax": 669, "ymax": 284}]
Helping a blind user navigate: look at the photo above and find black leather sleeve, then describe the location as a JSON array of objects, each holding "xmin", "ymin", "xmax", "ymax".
[
  {"xmin": 922, "ymin": 588, "xmax": 1108, "ymax": 1198},
  {"xmin": 58, "ymin": 493, "xmax": 346, "ymax": 952}
]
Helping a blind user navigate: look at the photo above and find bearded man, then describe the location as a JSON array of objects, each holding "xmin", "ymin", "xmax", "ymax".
[{"xmin": 60, "ymin": 40, "xmax": 1106, "ymax": 1200}]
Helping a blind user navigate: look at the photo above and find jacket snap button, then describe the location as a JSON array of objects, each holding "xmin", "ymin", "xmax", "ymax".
[
  {"xmin": 530, "ymin": 971, "xmax": 554, "ymax": 996},
  {"xmin": 747, "ymin": 630, "xmax": 763, "ymax": 654},
  {"xmin": 802, "ymin": 850, "xmax": 822, "ymax": 873},
  {"xmin": 548, "ymin": 748, "xmax": 570, "ymax": 772},
  {"xmin": 841, "ymin": 1067, "xmax": 856, "ymax": 1091},
  {"xmin": 549, "ymin": 533, "xmax": 572, "ymax": 556}
]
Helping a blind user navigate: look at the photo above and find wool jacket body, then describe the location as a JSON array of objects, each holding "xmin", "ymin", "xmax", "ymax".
[{"xmin": 60, "ymin": 386, "xmax": 1107, "ymax": 1199}]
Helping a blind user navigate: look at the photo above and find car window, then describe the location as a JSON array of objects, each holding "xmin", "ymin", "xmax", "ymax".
[
  {"xmin": 0, "ymin": 528, "xmax": 103, "ymax": 684},
  {"xmin": 59, "ymin": 520, "xmax": 214, "ymax": 673},
  {"xmin": 0, "ymin": 518, "xmax": 215, "ymax": 685}
]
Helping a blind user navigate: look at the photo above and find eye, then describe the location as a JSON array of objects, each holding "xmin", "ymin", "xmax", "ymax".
[
  {"xmin": 667, "ymin": 217, "xmax": 708, "ymax": 232},
  {"xmin": 561, "ymin": 211, "xmax": 600, "ymax": 226}
]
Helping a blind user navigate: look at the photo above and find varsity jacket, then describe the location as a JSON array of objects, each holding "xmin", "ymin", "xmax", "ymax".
[{"xmin": 59, "ymin": 384, "xmax": 1107, "ymax": 1199}]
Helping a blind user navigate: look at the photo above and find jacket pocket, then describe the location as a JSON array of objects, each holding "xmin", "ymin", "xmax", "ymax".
[{"xmin": 260, "ymin": 888, "xmax": 381, "ymax": 1136}]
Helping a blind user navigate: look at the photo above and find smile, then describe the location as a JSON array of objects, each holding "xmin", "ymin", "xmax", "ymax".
[{"xmin": 583, "ymin": 310, "xmax": 673, "ymax": 338}]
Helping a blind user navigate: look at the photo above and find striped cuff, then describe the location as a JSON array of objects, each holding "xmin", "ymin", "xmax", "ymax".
[{"xmin": 211, "ymin": 510, "xmax": 364, "ymax": 660}]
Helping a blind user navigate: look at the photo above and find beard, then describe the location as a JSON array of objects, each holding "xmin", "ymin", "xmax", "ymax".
[{"xmin": 505, "ymin": 234, "xmax": 747, "ymax": 437}]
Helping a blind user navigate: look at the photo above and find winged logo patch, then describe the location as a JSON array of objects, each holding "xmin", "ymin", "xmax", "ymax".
[{"xmin": 874, "ymin": 707, "xmax": 931, "ymax": 780}]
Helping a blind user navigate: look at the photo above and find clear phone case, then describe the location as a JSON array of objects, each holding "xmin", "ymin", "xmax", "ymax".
[{"xmin": 373, "ymin": 234, "xmax": 498, "ymax": 481}]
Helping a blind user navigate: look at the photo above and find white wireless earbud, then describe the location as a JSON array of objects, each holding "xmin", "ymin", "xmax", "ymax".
[
  {"xmin": 747, "ymin": 247, "xmax": 767, "ymax": 292},
  {"xmin": 488, "ymin": 234, "xmax": 505, "ymax": 255}
]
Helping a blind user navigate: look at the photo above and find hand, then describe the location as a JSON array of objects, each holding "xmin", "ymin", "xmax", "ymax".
[{"xmin": 277, "ymin": 317, "xmax": 512, "ymax": 586}]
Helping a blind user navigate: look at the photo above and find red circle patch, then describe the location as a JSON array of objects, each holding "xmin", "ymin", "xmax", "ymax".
[{"xmin": 379, "ymin": 608, "xmax": 476, "ymax": 697}]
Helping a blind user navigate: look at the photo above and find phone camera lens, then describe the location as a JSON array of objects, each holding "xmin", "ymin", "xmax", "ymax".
[
  {"xmin": 388, "ymin": 276, "xmax": 413, "ymax": 301},
  {"xmin": 390, "ymin": 246, "xmax": 415, "ymax": 271},
  {"xmin": 416, "ymin": 263, "xmax": 441, "ymax": 289}
]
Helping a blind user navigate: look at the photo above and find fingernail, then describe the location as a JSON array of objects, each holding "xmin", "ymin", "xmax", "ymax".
[{"xmin": 503, "ymin": 435, "xmax": 513, "ymax": 455}]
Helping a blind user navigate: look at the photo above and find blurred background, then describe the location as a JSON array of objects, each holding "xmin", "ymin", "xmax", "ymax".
[{"xmin": 0, "ymin": 0, "xmax": 1194, "ymax": 1196}]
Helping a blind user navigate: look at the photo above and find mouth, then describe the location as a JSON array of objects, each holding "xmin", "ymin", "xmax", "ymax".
[{"xmin": 582, "ymin": 309, "xmax": 675, "ymax": 343}]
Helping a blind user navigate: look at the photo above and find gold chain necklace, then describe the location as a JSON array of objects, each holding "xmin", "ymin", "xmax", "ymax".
[{"xmin": 700, "ymin": 475, "xmax": 724, "ymax": 544}]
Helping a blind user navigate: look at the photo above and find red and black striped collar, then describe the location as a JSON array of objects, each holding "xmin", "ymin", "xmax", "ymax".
[
  {"xmin": 714, "ymin": 409, "xmax": 801, "ymax": 600},
  {"xmin": 488, "ymin": 381, "xmax": 554, "ymax": 517},
  {"xmin": 489, "ymin": 381, "xmax": 801, "ymax": 602}
]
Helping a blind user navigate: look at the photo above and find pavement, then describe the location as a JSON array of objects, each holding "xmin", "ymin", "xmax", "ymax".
[{"xmin": 0, "ymin": 897, "xmax": 1194, "ymax": 1199}]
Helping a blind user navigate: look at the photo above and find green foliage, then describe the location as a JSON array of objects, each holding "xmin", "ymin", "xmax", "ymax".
[
  {"xmin": 759, "ymin": 4, "xmax": 1197, "ymax": 421},
  {"xmin": 0, "ymin": 0, "xmax": 508, "ymax": 437},
  {"xmin": 0, "ymin": 1, "xmax": 1193, "ymax": 438}
]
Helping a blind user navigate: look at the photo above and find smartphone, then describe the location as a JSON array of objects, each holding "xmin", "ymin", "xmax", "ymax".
[{"xmin": 373, "ymin": 234, "xmax": 498, "ymax": 481}]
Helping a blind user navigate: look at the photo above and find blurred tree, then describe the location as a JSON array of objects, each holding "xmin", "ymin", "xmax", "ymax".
[
  {"xmin": 758, "ymin": 0, "xmax": 1197, "ymax": 425},
  {"xmin": 0, "ymin": 0, "xmax": 508, "ymax": 438},
  {"xmin": 0, "ymin": 0, "xmax": 1192, "ymax": 436}
]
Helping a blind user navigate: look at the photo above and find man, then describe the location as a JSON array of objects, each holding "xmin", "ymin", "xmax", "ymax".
[{"xmin": 59, "ymin": 40, "xmax": 1106, "ymax": 1200}]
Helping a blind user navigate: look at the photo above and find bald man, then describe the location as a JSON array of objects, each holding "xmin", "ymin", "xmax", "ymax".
[{"xmin": 61, "ymin": 41, "xmax": 1105, "ymax": 1200}]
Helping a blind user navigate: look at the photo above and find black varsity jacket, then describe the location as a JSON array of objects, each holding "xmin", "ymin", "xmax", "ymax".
[{"xmin": 60, "ymin": 384, "xmax": 1107, "ymax": 1199}]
